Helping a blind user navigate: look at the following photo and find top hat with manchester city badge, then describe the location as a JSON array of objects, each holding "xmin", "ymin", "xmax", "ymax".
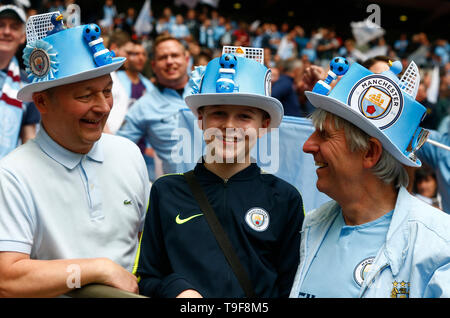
[
  {"xmin": 17, "ymin": 12, "xmax": 125, "ymax": 102},
  {"xmin": 305, "ymin": 56, "xmax": 430, "ymax": 167},
  {"xmin": 185, "ymin": 46, "xmax": 283, "ymax": 129}
]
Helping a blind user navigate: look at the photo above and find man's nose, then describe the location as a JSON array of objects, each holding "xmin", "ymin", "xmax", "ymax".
[
  {"xmin": 221, "ymin": 115, "xmax": 237, "ymax": 129},
  {"xmin": 1, "ymin": 24, "xmax": 12, "ymax": 34},
  {"xmin": 92, "ymin": 92, "xmax": 112, "ymax": 113},
  {"xmin": 303, "ymin": 132, "xmax": 320, "ymax": 154}
]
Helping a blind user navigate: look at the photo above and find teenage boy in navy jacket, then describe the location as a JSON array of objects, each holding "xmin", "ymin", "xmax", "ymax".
[{"xmin": 135, "ymin": 49, "xmax": 304, "ymax": 298}]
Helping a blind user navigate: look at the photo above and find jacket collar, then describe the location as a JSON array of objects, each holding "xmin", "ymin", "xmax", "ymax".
[
  {"xmin": 383, "ymin": 186, "xmax": 411, "ymax": 276},
  {"xmin": 194, "ymin": 160, "xmax": 261, "ymax": 183}
]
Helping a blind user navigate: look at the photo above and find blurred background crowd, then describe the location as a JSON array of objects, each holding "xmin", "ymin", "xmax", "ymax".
[{"xmin": 3, "ymin": 0, "xmax": 449, "ymax": 210}]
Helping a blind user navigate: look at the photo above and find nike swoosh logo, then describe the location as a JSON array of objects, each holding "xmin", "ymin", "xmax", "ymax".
[{"xmin": 175, "ymin": 213, "xmax": 203, "ymax": 224}]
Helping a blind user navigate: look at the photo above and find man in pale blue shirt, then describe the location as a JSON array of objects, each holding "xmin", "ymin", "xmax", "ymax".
[
  {"xmin": 117, "ymin": 35, "xmax": 193, "ymax": 175},
  {"xmin": 0, "ymin": 15, "xmax": 150, "ymax": 297}
]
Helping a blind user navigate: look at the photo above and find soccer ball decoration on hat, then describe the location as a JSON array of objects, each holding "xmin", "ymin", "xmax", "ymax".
[
  {"xmin": 313, "ymin": 56, "xmax": 350, "ymax": 95},
  {"xmin": 83, "ymin": 24, "xmax": 116, "ymax": 67},
  {"xmin": 216, "ymin": 53, "xmax": 238, "ymax": 93}
]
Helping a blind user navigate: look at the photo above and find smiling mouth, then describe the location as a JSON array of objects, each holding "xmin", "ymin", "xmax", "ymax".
[
  {"xmin": 315, "ymin": 161, "xmax": 328, "ymax": 168},
  {"xmin": 80, "ymin": 118, "xmax": 102, "ymax": 125},
  {"xmin": 217, "ymin": 135, "xmax": 243, "ymax": 143}
]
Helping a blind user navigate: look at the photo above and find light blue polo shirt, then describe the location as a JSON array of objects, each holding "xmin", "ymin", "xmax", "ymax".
[
  {"xmin": 299, "ymin": 209, "xmax": 393, "ymax": 298},
  {"xmin": 117, "ymin": 81, "xmax": 193, "ymax": 174},
  {"xmin": 0, "ymin": 128, "xmax": 150, "ymax": 271}
]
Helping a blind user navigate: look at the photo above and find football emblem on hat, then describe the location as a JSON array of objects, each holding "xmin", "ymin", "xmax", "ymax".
[
  {"xmin": 347, "ymin": 75, "xmax": 404, "ymax": 130},
  {"xmin": 23, "ymin": 39, "xmax": 59, "ymax": 82},
  {"xmin": 245, "ymin": 207, "xmax": 269, "ymax": 232},
  {"xmin": 30, "ymin": 50, "xmax": 49, "ymax": 76}
]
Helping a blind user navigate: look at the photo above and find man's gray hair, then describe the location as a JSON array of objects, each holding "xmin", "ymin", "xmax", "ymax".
[{"xmin": 310, "ymin": 109, "xmax": 409, "ymax": 188}]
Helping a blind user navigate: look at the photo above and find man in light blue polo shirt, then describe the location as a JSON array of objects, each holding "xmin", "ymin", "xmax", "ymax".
[
  {"xmin": 117, "ymin": 34, "xmax": 193, "ymax": 175},
  {"xmin": 0, "ymin": 14, "xmax": 150, "ymax": 297}
]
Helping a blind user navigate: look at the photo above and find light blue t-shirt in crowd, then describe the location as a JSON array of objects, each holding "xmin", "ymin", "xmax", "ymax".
[{"xmin": 299, "ymin": 209, "xmax": 393, "ymax": 298}]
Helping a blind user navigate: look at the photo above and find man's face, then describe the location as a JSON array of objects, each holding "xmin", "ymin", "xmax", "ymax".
[
  {"xmin": 152, "ymin": 39, "xmax": 189, "ymax": 88},
  {"xmin": 199, "ymin": 105, "xmax": 270, "ymax": 164},
  {"xmin": 36, "ymin": 75, "xmax": 113, "ymax": 154},
  {"xmin": 125, "ymin": 42, "xmax": 147, "ymax": 73},
  {"xmin": 0, "ymin": 17, "xmax": 25, "ymax": 56},
  {"xmin": 303, "ymin": 115, "xmax": 364, "ymax": 199},
  {"xmin": 369, "ymin": 61, "xmax": 390, "ymax": 74}
]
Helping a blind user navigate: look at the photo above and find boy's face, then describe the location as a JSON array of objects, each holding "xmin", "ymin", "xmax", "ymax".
[{"xmin": 198, "ymin": 105, "xmax": 270, "ymax": 164}]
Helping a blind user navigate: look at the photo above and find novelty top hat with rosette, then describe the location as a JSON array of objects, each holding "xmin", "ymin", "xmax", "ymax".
[
  {"xmin": 185, "ymin": 46, "xmax": 283, "ymax": 128},
  {"xmin": 17, "ymin": 12, "xmax": 125, "ymax": 102},
  {"xmin": 305, "ymin": 57, "xmax": 428, "ymax": 167}
]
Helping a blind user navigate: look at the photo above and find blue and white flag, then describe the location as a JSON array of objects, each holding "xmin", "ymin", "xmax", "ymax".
[{"xmin": 135, "ymin": 0, "xmax": 152, "ymax": 36}]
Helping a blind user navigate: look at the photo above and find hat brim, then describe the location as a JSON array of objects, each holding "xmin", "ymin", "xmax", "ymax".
[
  {"xmin": 0, "ymin": 6, "xmax": 26, "ymax": 23},
  {"xmin": 185, "ymin": 93, "xmax": 283, "ymax": 129},
  {"xmin": 18, "ymin": 57, "xmax": 125, "ymax": 102},
  {"xmin": 305, "ymin": 91, "xmax": 420, "ymax": 167}
]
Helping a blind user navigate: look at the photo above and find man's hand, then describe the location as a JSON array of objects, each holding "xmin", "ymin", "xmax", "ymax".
[
  {"xmin": 176, "ymin": 289, "xmax": 203, "ymax": 298},
  {"xmin": 297, "ymin": 65, "xmax": 327, "ymax": 93},
  {"xmin": 98, "ymin": 258, "xmax": 139, "ymax": 294}
]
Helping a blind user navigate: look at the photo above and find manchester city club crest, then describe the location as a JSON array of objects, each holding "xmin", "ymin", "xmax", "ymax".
[
  {"xmin": 353, "ymin": 257, "xmax": 375, "ymax": 287},
  {"xmin": 245, "ymin": 207, "xmax": 269, "ymax": 232},
  {"xmin": 347, "ymin": 75, "xmax": 404, "ymax": 130},
  {"xmin": 23, "ymin": 39, "xmax": 59, "ymax": 82},
  {"xmin": 390, "ymin": 280, "xmax": 410, "ymax": 298},
  {"xmin": 29, "ymin": 48, "xmax": 50, "ymax": 77}
]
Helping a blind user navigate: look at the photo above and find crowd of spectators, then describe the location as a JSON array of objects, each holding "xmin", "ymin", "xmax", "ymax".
[
  {"xmin": 86, "ymin": 1, "xmax": 448, "ymax": 126},
  {"xmin": 8, "ymin": 0, "xmax": 450, "ymax": 210},
  {"xmin": 19, "ymin": 2, "xmax": 448, "ymax": 113}
]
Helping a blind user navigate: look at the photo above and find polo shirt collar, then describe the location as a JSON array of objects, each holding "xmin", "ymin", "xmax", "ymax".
[{"xmin": 35, "ymin": 127, "xmax": 104, "ymax": 170}]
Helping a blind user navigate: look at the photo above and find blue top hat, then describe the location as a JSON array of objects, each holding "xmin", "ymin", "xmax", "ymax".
[
  {"xmin": 17, "ymin": 12, "xmax": 125, "ymax": 102},
  {"xmin": 185, "ymin": 47, "xmax": 283, "ymax": 128},
  {"xmin": 305, "ymin": 57, "xmax": 428, "ymax": 167}
]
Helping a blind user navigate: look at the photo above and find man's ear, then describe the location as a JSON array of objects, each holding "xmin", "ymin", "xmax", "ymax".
[
  {"xmin": 362, "ymin": 137, "xmax": 383, "ymax": 169},
  {"xmin": 197, "ymin": 108, "xmax": 204, "ymax": 130},
  {"xmin": 32, "ymin": 91, "xmax": 51, "ymax": 114}
]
